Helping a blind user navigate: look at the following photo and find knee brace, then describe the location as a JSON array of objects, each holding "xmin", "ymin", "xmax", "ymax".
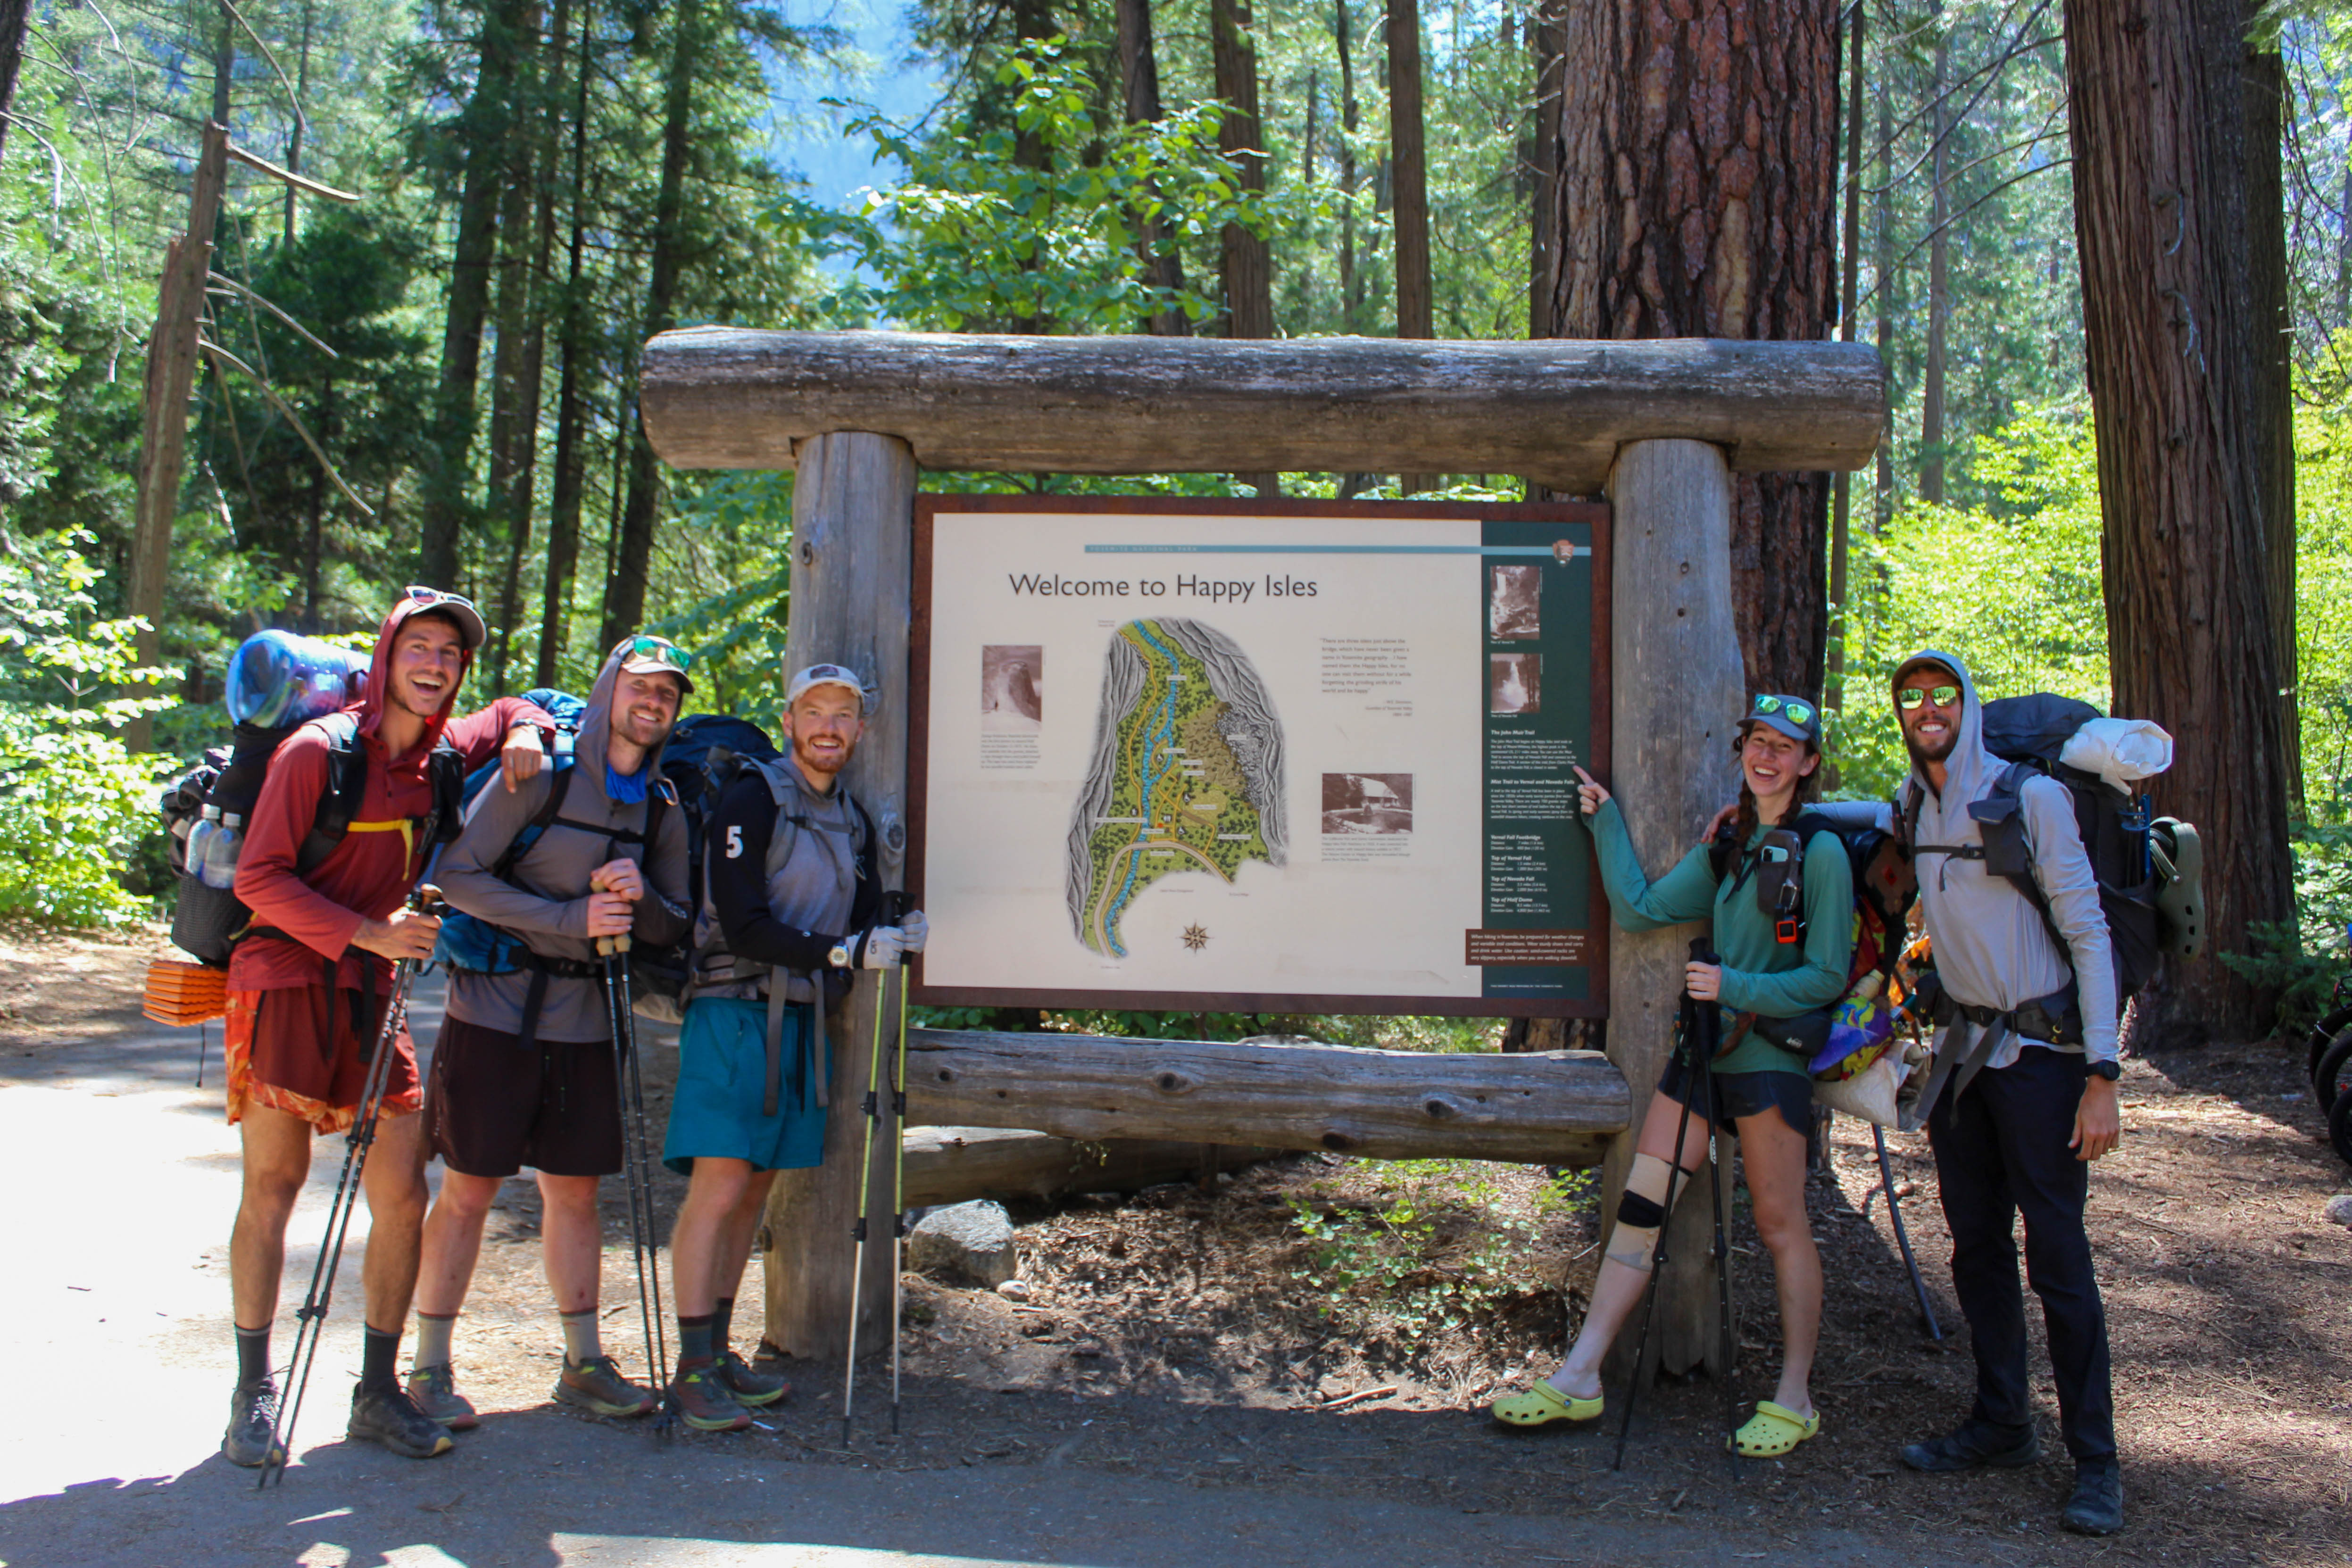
[{"xmin": 1603, "ymin": 1152, "xmax": 1678, "ymax": 1273}]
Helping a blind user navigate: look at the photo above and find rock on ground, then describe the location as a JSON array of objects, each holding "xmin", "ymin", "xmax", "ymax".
[{"xmin": 908, "ymin": 1199, "xmax": 1019, "ymax": 1287}]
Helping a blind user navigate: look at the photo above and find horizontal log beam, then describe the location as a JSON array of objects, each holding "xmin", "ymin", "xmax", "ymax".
[
  {"xmin": 903, "ymin": 1031, "xmax": 1630, "ymax": 1168},
  {"xmin": 901, "ymin": 1126, "xmax": 1277, "ymax": 1208},
  {"xmin": 640, "ymin": 329, "xmax": 1886, "ymax": 491}
]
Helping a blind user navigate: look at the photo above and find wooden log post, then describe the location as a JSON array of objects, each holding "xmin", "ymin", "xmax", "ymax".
[
  {"xmin": 901, "ymin": 1128, "xmax": 1282, "ymax": 1209},
  {"xmin": 902, "ymin": 1032, "xmax": 1630, "ymax": 1167},
  {"xmin": 1601, "ymin": 438, "xmax": 1745, "ymax": 1383},
  {"xmin": 758, "ymin": 431, "xmax": 917, "ymax": 1365}
]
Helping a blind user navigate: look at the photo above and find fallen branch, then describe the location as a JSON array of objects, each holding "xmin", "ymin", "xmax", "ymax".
[
  {"xmin": 208, "ymin": 272, "xmax": 340, "ymax": 359},
  {"xmin": 1316, "ymin": 1383, "xmax": 1398, "ymax": 1410},
  {"xmin": 196, "ymin": 339, "xmax": 376, "ymax": 517}
]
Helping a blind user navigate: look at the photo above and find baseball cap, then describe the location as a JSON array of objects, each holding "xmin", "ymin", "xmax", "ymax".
[
  {"xmin": 399, "ymin": 585, "xmax": 488, "ymax": 651},
  {"xmin": 786, "ymin": 663, "xmax": 868, "ymax": 711},
  {"xmin": 617, "ymin": 633, "xmax": 696, "ymax": 694},
  {"xmin": 1743, "ymin": 692, "xmax": 1822, "ymax": 746}
]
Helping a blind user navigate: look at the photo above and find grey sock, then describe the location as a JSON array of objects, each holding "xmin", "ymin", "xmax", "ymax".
[
  {"xmin": 412, "ymin": 1311, "xmax": 456, "ymax": 1372},
  {"xmin": 560, "ymin": 1308, "xmax": 601, "ymax": 1367}
]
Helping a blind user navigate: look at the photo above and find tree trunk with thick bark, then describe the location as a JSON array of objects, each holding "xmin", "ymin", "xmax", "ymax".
[
  {"xmin": 600, "ymin": 0, "xmax": 698, "ymax": 650},
  {"xmin": 1389, "ymin": 0, "xmax": 1434, "ymax": 494},
  {"xmin": 1114, "ymin": 0, "xmax": 1190, "ymax": 337},
  {"xmin": 2064, "ymin": 0, "xmax": 2295, "ymax": 1042},
  {"xmin": 1548, "ymin": 0, "xmax": 1839, "ymax": 697},
  {"xmin": 2242, "ymin": 38, "xmax": 2298, "ymax": 809},
  {"xmin": 1529, "ymin": 0, "xmax": 1564, "ymax": 340},
  {"xmin": 1337, "ymin": 0, "xmax": 1362, "ymax": 334},
  {"xmin": 418, "ymin": 0, "xmax": 528, "ymax": 589},
  {"xmin": 1212, "ymin": 0, "xmax": 1278, "ymax": 495}
]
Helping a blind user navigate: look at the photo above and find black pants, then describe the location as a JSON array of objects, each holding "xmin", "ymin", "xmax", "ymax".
[{"xmin": 1927, "ymin": 1044, "xmax": 2117, "ymax": 1465}]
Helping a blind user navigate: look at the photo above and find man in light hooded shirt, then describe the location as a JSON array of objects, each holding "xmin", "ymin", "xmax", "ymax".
[{"xmin": 1873, "ymin": 650, "xmax": 2125, "ymax": 1537}]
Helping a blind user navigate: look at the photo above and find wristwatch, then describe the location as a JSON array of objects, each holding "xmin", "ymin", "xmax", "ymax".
[
  {"xmin": 2087, "ymin": 1059, "xmax": 2120, "ymax": 1082},
  {"xmin": 827, "ymin": 942, "xmax": 852, "ymax": 969}
]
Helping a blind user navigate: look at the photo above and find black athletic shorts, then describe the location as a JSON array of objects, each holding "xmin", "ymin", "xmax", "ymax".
[
  {"xmin": 424, "ymin": 1014, "xmax": 623, "ymax": 1178},
  {"xmin": 1656, "ymin": 1054, "xmax": 1813, "ymax": 1137}
]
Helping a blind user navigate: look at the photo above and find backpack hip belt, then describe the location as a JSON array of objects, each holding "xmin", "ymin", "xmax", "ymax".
[{"xmin": 1904, "ymin": 981, "xmax": 2081, "ymax": 1129}]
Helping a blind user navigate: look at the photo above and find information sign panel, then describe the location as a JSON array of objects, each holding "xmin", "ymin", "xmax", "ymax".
[{"xmin": 910, "ymin": 497, "xmax": 1611, "ymax": 1017}]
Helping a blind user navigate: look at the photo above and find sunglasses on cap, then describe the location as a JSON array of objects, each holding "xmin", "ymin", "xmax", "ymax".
[
  {"xmin": 625, "ymin": 634, "xmax": 694, "ymax": 673},
  {"xmin": 1752, "ymin": 694, "xmax": 1815, "ymax": 728},
  {"xmin": 404, "ymin": 585, "xmax": 478, "ymax": 612},
  {"xmin": 1896, "ymin": 684, "xmax": 1962, "ymax": 711}
]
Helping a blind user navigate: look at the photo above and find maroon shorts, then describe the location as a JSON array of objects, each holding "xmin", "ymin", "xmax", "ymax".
[
  {"xmin": 224, "ymin": 985, "xmax": 423, "ymax": 1133},
  {"xmin": 424, "ymin": 1014, "xmax": 624, "ymax": 1178}
]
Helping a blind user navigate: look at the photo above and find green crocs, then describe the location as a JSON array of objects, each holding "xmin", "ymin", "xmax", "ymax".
[
  {"xmin": 1491, "ymin": 1381, "xmax": 1604, "ymax": 1427},
  {"xmin": 1731, "ymin": 1400, "xmax": 1820, "ymax": 1457}
]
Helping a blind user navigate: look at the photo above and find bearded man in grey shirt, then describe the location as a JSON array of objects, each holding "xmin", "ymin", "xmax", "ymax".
[{"xmin": 404, "ymin": 635, "xmax": 696, "ymax": 1431}]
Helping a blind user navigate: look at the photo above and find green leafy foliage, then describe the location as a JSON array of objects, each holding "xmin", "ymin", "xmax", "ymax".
[
  {"xmin": 0, "ymin": 532, "xmax": 168, "ymax": 926},
  {"xmin": 769, "ymin": 37, "xmax": 1281, "ymax": 333}
]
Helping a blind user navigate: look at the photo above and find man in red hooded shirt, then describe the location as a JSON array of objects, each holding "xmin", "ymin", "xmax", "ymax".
[{"xmin": 221, "ymin": 588, "xmax": 554, "ymax": 1468}]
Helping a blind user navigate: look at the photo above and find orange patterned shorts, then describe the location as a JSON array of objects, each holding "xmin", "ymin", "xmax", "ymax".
[{"xmin": 224, "ymin": 985, "xmax": 422, "ymax": 1134}]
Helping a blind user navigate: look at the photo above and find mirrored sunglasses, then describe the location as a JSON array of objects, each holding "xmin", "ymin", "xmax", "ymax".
[
  {"xmin": 628, "ymin": 634, "xmax": 694, "ymax": 672},
  {"xmin": 1751, "ymin": 694, "xmax": 1815, "ymax": 727},
  {"xmin": 1896, "ymin": 685, "xmax": 1961, "ymax": 711}
]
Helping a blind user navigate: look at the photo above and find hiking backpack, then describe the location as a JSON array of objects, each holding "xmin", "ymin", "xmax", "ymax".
[
  {"xmin": 1903, "ymin": 692, "xmax": 2203, "ymax": 1004},
  {"xmin": 162, "ymin": 712, "xmax": 466, "ymax": 967},
  {"xmin": 629, "ymin": 714, "xmax": 876, "ymax": 1022},
  {"xmin": 427, "ymin": 687, "xmax": 673, "ymax": 979}
]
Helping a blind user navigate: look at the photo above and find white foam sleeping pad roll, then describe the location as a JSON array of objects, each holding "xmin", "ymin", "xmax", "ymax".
[{"xmin": 2060, "ymin": 717, "xmax": 2174, "ymax": 792}]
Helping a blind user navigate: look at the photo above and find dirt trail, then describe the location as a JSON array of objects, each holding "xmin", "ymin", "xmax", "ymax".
[{"xmin": 6, "ymin": 923, "xmax": 2348, "ymax": 1566}]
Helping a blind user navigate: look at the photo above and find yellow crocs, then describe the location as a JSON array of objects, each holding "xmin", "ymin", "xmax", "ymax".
[
  {"xmin": 1490, "ymin": 1381, "xmax": 1604, "ymax": 1427},
  {"xmin": 1731, "ymin": 1400, "xmax": 1821, "ymax": 1457}
]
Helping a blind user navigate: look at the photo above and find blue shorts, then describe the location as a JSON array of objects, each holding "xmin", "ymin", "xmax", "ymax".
[{"xmin": 663, "ymin": 997, "xmax": 831, "ymax": 1176}]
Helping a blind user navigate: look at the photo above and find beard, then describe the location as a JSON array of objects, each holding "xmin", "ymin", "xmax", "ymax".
[
  {"xmin": 1903, "ymin": 723, "xmax": 1959, "ymax": 766},
  {"xmin": 613, "ymin": 709, "xmax": 673, "ymax": 751},
  {"xmin": 793, "ymin": 731, "xmax": 850, "ymax": 778}
]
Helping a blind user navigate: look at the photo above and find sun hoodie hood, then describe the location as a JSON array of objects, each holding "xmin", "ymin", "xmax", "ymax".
[
  {"xmin": 1895, "ymin": 647, "xmax": 1987, "ymax": 815},
  {"xmin": 354, "ymin": 596, "xmax": 476, "ymax": 753},
  {"xmin": 576, "ymin": 636, "xmax": 681, "ymax": 795}
]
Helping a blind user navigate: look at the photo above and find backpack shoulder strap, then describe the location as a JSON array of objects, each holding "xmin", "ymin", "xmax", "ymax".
[
  {"xmin": 490, "ymin": 761, "xmax": 575, "ymax": 882},
  {"xmin": 296, "ymin": 714, "xmax": 367, "ymax": 873}
]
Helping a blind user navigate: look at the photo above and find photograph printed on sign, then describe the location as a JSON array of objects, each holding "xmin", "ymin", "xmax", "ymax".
[
  {"xmin": 1321, "ymin": 772, "xmax": 1414, "ymax": 835},
  {"xmin": 981, "ymin": 644, "xmax": 1043, "ymax": 733},
  {"xmin": 1489, "ymin": 564, "xmax": 1540, "ymax": 640},
  {"xmin": 1490, "ymin": 652, "xmax": 1541, "ymax": 715}
]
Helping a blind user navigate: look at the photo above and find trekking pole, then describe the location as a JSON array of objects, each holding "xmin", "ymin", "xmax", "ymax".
[
  {"xmin": 1871, "ymin": 1125, "xmax": 1943, "ymax": 1341},
  {"xmin": 888, "ymin": 901, "xmax": 913, "ymax": 1434},
  {"xmin": 1612, "ymin": 994, "xmax": 1704, "ymax": 1472},
  {"xmin": 839, "ymin": 891, "xmax": 906, "ymax": 1444},
  {"xmin": 1686, "ymin": 946, "xmax": 1742, "ymax": 1480},
  {"xmin": 259, "ymin": 887, "xmax": 438, "ymax": 1488},
  {"xmin": 600, "ymin": 932, "xmax": 673, "ymax": 1436}
]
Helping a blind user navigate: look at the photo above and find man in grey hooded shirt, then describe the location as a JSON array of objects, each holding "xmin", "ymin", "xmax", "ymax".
[
  {"xmin": 405, "ymin": 635, "xmax": 695, "ymax": 1431},
  {"xmin": 1867, "ymin": 649, "xmax": 2125, "ymax": 1537}
]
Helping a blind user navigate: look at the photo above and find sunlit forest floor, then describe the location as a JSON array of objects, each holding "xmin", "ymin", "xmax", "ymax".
[{"xmin": 8, "ymin": 922, "xmax": 2348, "ymax": 1565}]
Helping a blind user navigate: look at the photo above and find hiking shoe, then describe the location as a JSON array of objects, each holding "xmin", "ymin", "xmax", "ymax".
[
  {"xmin": 554, "ymin": 1354, "xmax": 657, "ymax": 1419},
  {"xmin": 1900, "ymin": 1418, "xmax": 2040, "ymax": 1473},
  {"xmin": 347, "ymin": 1383, "xmax": 455, "ymax": 1459},
  {"xmin": 222, "ymin": 1378, "xmax": 285, "ymax": 1468},
  {"xmin": 668, "ymin": 1361, "xmax": 752, "ymax": 1432},
  {"xmin": 404, "ymin": 1363, "xmax": 479, "ymax": 1431},
  {"xmin": 715, "ymin": 1348, "xmax": 790, "ymax": 1408},
  {"xmin": 2062, "ymin": 1462, "xmax": 2124, "ymax": 1536}
]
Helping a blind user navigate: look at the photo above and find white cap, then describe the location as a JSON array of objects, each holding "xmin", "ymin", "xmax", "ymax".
[{"xmin": 785, "ymin": 663, "xmax": 868, "ymax": 711}]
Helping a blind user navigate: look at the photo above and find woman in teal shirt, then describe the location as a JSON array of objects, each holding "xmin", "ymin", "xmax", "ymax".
[{"xmin": 1492, "ymin": 694, "xmax": 1853, "ymax": 1459}]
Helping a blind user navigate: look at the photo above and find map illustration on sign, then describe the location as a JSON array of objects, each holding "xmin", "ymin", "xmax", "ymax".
[{"xmin": 1064, "ymin": 618, "xmax": 1288, "ymax": 956}]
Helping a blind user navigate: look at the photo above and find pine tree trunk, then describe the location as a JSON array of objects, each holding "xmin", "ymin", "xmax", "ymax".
[
  {"xmin": 1873, "ymin": 61, "xmax": 1893, "ymax": 534},
  {"xmin": 1213, "ymin": 0, "xmax": 1277, "ymax": 495},
  {"xmin": 2243, "ymin": 38, "xmax": 2299, "ymax": 809},
  {"xmin": 1529, "ymin": 0, "xmax": 1563, "ymax": 340},
  {"xmin": 418, "ymin": 0, "xmax": 529, "ymax": 588},
  {"xmin": 1337, "ymin": 0, "xmax": 1361, "ymax": 335},
  {"xmin": 1549, "ymin": 0, "xmax": 1838, "ymax": 697},
  {"xmin": 600, "ymin": 0, "xmax": 698, "ymax": 651},
  {"xmin": 1115, "ymin": 0, "xmax": 1189, "ymax": 336},
  {"xmin": 1828, "ymin": 0, "xmax": 1864, "ymax": 709},
  {"xmin": 0, "ymin": 0, "xmax": 29, "ymax": 165},
  {"xmin": 536, "ymin": 0, "xmax": 596, "ymax": 688},
  {"xmin": 2065, "ymin": 0, "xmax": 2294, "ymax": 1042},
  {"xmin": 1389, "ymin": 0, "xmax": 1434, "ymax": 494},
  {"xmin": 1920, "ymin": 16, "xmax": 1949, "ymax": 506},
  {"xmin": 485, "ymin": 5, "xmax": 544, "ymax": 690}
]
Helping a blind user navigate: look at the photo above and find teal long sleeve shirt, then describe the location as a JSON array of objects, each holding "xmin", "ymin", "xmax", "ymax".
[{"xmin": 1587, "ymin": 798, "xmax": 1855, "ymax": 1077}]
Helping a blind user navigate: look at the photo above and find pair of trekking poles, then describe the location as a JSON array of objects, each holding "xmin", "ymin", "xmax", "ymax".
[
  {"xmin": 842, "ymin": 891, "xmax": 913, "ymax": 1443},
  {"xmin": 1610, "ymin": 937, "xmax": 1941, "ymax": 1475},
  {"xmin": 258, "ymin": 894, "xmax": 674, "ymax": 1483}
]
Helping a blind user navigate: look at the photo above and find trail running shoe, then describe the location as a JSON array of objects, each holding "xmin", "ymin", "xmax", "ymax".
[
  {"xmin": 668, "ymin": 1361, "xmax": 752, "ymax": 1432},
  {"xmin": 554, "ymin": 1354, "xmax": 657, "ymax": 1418},
  {"xmin": 347, "ymin": 1383, "xmax": 456, "ymax": 1459},
  {"xmin": 1900, "ymin": 1418, "xmax": 2040, "ymax": 1473},
  {"xmin": 2062, "ymin": 1462, "xmax": 2125, "ymax": 1536},
  {"xmin": 222, "ymin": 1378, "xmax": 286, "ymax": 1468},
  {"xmin": 716, "ymin": 1348, "xmax": 790, "ymax": 1408},
  {"xmin": 404, "ymin": 1363, "xmax": 480, "ymax": 1431}
]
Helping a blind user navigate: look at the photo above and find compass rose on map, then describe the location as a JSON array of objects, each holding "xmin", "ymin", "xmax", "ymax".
[{"xmin": 1181, "ymin": 924, "xmax": 1210, "ymax": 952}]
